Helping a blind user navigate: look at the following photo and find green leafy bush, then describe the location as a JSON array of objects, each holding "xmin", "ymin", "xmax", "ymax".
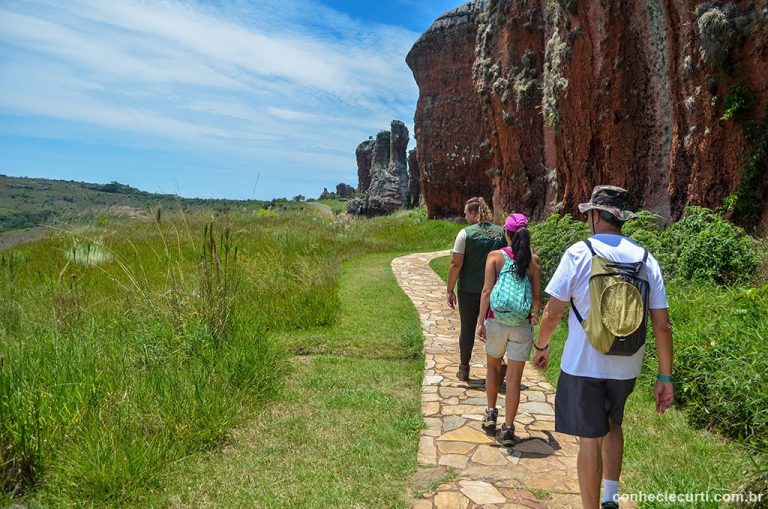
[
  {"xmin": 529, "ymin": 214, "xmax": 590, "ymax": 284},
  {"xmin": 672, "ymin": 284, "xmax": 768, "ymax": 456},
  {"xmin": 666, "ymin": 207, "xmax": 760, "ymax": 285}
]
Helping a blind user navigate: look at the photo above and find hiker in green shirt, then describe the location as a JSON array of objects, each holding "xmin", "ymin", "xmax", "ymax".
[{"xmin": 447, "ymin": 197, "xmax": 506, "ymax": 381}]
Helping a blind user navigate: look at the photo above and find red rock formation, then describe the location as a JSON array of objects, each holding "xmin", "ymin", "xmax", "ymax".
[
  {"xmin": 406, "ymin": 2, "xmax": 495, "ymax": 219},
  {"xmin": 407, "ymin": 0, "xmax": 768, "ymax": 230}
]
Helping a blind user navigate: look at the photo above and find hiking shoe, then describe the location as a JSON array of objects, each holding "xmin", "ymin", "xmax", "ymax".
[
  {"xmin": 601, "ymin": 502, "xmax": 619, "ymax": 509},
  {"xmin": 500, "ymin": 423, "xmax": 515, "ymax": 447},
  {"xmin": 457, "ymin": 364, "xmax": 470, "ymax": 382},
  {"xmin": 481, "ymin": 408, "xmax": 498, "ymax": 432},
  {"xmin": 498, "ymin": 363, "xmax": 507, "ymax": 386}
]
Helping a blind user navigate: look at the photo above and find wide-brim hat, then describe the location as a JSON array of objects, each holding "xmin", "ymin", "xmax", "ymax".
[{"xmin": 577, "ymin": 185, "xmax": 637, "ymax": 221}]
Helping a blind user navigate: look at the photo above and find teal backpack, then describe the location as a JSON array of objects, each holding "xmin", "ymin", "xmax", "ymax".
[{"xmin": 490, "ymin": 248, "xmax": 532, "ymax": 326}]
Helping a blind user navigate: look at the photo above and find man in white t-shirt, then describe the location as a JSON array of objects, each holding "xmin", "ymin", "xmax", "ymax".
[{"xmin": 533, "ymin": 186, "xmax": 674, "ymax": 509}]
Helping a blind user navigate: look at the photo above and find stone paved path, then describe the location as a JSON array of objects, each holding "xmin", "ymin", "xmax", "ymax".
[{"xmin": 392, "ymin": 251, "xmax": 583, "ymax": 509}]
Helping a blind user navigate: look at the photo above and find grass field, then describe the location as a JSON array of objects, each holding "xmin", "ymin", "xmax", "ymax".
[
  {"xmin": 150, "ymin": 253, "xmax": 425, "ymax": 507},
  {"xmin": 1, "ymin": 207, "xmax": 459, "ymax": 506}
]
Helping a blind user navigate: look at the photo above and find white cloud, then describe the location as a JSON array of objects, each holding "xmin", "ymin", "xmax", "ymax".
[{"xmin": 0, "ymin": 0, "xmax": 422, "ymax": 197}]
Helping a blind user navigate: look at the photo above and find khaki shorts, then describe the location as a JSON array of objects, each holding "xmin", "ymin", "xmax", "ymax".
[{"xmin": 484, "ymin": 318, "xmax": 533, "ymax": 361}]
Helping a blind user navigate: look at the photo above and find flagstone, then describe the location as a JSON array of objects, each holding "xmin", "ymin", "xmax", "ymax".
[
  {"xmin": 418, "ymin": 436, "xmax": 437, "ymax": 465},
  {"xmin": 514, "ymin": 414, "xmax": 534, "ymax": 425},
  {"xmin": 518, "ymin": 402, "xmax": 554, "ymax": 416},
  {"xmin": 422, "ymin": 402, "xmax": 440, "ymax": 416},
  {"xmin": 411, "ymin": 500, "xmax": 433, "ymax": 509},
  {"xmin": 424, "ymin": 417, "xmax": 442, "ymax": 436},
  {"xmin": 441, "ymin": 405, "xmax": 488, "ymax": 416},
  {"xmin": 522, "ymin": 390, "xmax": 546, "ymax": 402},
  {"xmin": 432, "ymin": 491, "xmax": 469, "ymax": 509},
  {"xmin": 458, "ymin": 480, "xmax": 507, "ymax": 505},
  {"xmin": 462, "ymin": 397, "xmax": 492, "ymax": 406},
  {"xmin": 442, "ymin": 415, "xmax": 466, "ymax": 432},
  {"xmin": 438, "ymin": 426, "xmax": 494, "ymax": 444},
  {"xmin": 471, "ymin": 445, "xmax": 509, "ymax": 466},
  {"xmin": 437, "ymin": 441, "xmax": 475, "ymax": 455},
  {"xmin": 461, "ymin": 465, "xmax": 529, "ymax": 484},
  {"xmin": 439, "ymin": 453, "xmax": 468, "ymax": 469}
]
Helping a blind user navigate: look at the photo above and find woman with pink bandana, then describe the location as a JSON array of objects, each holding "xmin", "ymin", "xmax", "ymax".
[{"xmin": 475, "ymin": 213, "xmax": 542, "ymax": 446}]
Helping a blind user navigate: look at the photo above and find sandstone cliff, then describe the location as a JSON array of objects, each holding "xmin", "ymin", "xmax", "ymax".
[{"xmin": 407, "ymin": 0, "xmax": 768, "ymax": 231}]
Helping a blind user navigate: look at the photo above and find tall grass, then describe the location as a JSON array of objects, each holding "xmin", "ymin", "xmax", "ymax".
[{"xmin": 0, "ymin": 207, "xmax": 459, "ymax": 505}]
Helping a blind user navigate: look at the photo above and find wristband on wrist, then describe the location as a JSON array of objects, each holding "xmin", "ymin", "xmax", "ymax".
[
  {"xmin": 534, "ymin": 343, "xmax": 548, "ymax": 352},
  {"xmin": 656, "ymin": 374, "xmax": 673, "ymax": 383}
]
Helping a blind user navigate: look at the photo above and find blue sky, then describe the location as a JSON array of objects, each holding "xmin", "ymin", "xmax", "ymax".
[{"xmin": 0, "ymin": 0, "xmax": 459, "ymax": 200}]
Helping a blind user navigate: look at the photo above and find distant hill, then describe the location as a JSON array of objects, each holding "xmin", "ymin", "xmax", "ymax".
[{"xmin": 0, "ymin": 175, "xmax": 266, "ymax": 235}]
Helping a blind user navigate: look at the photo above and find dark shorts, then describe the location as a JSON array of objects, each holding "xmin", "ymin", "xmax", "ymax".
[{"xmin": 554, "ymin": 370, "xmax": 637, "ymax": 438}]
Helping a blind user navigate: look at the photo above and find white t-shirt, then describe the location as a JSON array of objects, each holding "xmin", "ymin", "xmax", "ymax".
[
  {"xmin": 545, "ymin": 234, "xmax": 668, "ymax": 380},
  {"xmin": 452, "ymin": 228, "xmax": 467, "ymax": 254}
]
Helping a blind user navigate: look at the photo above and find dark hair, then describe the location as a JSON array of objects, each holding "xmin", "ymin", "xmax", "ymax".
[
  {"xmin": 598, "ymin": 209, "xmax": 626, "ymax": 229},
  {"xmin": 507, "ymin": 228, "xmax": 531, "ymax": 279},
  {"xmin": 465, "ymin": 197, "xmax": 493, "ymax": 223}
]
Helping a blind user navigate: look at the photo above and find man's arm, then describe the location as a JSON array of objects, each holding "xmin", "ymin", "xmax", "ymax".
[
  {"xmin": 532, "ymin": 297, "xmax": 566, "ymax": 369},
  {"xmin": 650, "ymin": 307, "xmax": 674, "ymax": 413},
  {"xmin": 446, "ymin": 253, "xmax": 464, "ymax": 310}
]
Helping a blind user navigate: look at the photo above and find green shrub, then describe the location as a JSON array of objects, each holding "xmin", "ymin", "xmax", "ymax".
[
  {"xmin": 672, "ymin": 284, "xmax": 768, "ymax": 456},
  {"xmin": 667, "ymin": 207, "xmax": 760, "ymax": 285},
  {"xmin": 529, "ymin": 214, "xmax": 590, "ymax": 283}
]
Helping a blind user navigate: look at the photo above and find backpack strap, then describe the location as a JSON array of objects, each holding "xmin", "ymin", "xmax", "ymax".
[
  {"xmin": 642, "ymin": 248, "xmax": 648, "ymax": 263},
  {"xmin": 583, "ymin": 238, "xmax": 596, "ymax": 256},
  {"xmin": 570, "ymin": 240, "xmax": 594, "ymax": 323},
  {"xmin": 501, "ymin": 247, "xmax": 514, "ymax": 260}
]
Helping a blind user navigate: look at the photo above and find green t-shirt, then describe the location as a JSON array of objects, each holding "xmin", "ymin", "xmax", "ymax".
[{"xmin": 455, "ymin": 222, "xmax": 506, "ymax": 293}]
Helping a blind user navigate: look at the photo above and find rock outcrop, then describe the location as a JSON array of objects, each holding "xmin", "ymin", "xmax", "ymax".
[
  {"xmin": 367, "ymin": 123, "xmax": 411, "ymax": 215},
  {"xmin": 407, "ymin": 0, "xmax": 768, "ymax": 230},
  {"xmin": 319, "ymin": 187, "xmax": 330, "ymax": 200},
  {"xmin": 355, "ymin": 139, "xmax": 375, "ymax": 192},
  {"xmin": 408, "ymin": 148, "xmax": 421, "ymax": 207},
  {"xmin": 336, "ymin": 183, "xmax": 356, "ymax": 199},
  {"xmin": 352, "ymin": 120, "xmax": 415, "ymax": 216}
]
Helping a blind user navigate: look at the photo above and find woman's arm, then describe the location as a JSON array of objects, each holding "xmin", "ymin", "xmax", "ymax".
[
  {"xmin": 475, "ymin": 252, "xmax": 501, "ymax": 340},
  {"xmin": 446, "ymin": 253, "xmax": 464, "ymax": 310}
]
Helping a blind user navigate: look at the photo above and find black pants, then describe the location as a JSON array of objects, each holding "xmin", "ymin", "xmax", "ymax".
[{"xmin": 457, "ymin": 291, "xmax": 481, "ymax": 367}]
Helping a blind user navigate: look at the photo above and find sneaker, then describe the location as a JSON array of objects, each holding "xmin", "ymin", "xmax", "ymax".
[
  {"xmin": 500, "ymin": 423, "xmax": 515, "ymax": 447},
  {"xmin": 601, "ymin": 502, "xmax": 619, "ymax": 509},
  {"xmin": 457, "ymin": 364, "xmax": 470, "ymax": 381},
  {"xmin": 481, "ymin": 407, "xmax": 498, "ymax": 432}
]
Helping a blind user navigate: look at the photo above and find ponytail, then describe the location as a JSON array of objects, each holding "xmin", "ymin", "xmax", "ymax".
[
  {"xmin": 509, "ymin": 228, "xmax": 531, "ymax": 279},
  {"xmin": 465, "ymin": 197, "xmax": 493, "ymax": 223}
]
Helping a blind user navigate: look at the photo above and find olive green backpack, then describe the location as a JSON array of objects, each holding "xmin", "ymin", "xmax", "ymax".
[{"xmin": 571, "ymin": 239, "xmax": 650, "ymax": 356}]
